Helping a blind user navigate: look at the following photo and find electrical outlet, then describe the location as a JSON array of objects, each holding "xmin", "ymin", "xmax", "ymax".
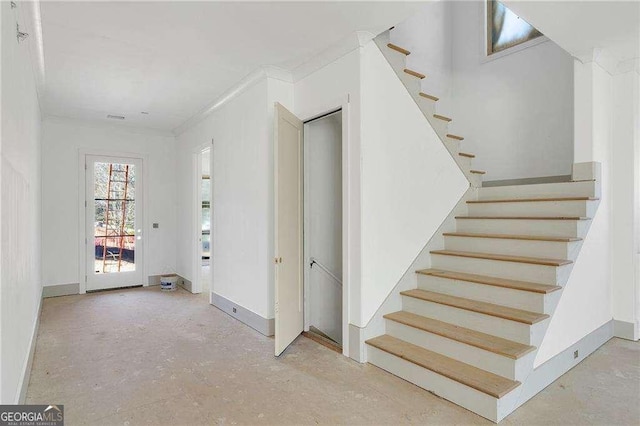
[
  {"xmin": 153, "ymin": 223, "xmax": 159, "ymax": 229},
  {"xmin": 574, "ymin": 350, "xmax": 579, "ymax": 359},
  {"xmin": 232, "ymin": 307, "xmax": 237, "ymax": 314}
]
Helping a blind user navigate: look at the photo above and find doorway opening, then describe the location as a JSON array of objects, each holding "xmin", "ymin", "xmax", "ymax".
[
  {"xmin": 274, "ymin": 103, "xmax": 347, "ymax": 357},
  {"xmin": 303, "ymin": 110, "xmax": 343, "ymax": 352},
  {"xmin": 198, "ymin": 147, "xmax": 212, "ymax": 294},
  {"xmin": 84, "ymin": 154, "xmax": 144, "ymax": 292}
]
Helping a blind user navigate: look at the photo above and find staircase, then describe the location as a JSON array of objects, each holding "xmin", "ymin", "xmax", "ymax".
[{"xmin": 365, "ymin": 31, "xmax": 602, "ymax": 422}]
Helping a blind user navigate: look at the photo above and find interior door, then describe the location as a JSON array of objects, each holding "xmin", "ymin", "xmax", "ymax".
[
  {"xmin": 274, "ymin": 103, "xmax": 304, "ymax": 356},
  {"xmin": 85, "ymin": 155, "xmax": 144, "ymax": 291}
]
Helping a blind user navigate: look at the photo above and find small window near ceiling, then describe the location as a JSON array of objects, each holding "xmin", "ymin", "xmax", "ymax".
[{"xmin": 487, "ymin": 0, "xmax": 543, "ymax": 55}]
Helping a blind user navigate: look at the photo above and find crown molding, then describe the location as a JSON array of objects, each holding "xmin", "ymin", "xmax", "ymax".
[
  {"xmin": 173, "ymin": 65, "xmax": 292, "ymax": 136},
  {"xmin": 172, "ymin": 30, "xmax": 378, "ymax": 136}
]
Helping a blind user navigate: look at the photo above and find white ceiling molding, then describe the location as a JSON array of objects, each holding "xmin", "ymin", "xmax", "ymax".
[
  {"xmin": 173, "ymin": 65, "xmax": 291, "ymax": 136},
  {"xmin": 174, "ymin": 30, "xmax": 378, "ymax": 136},
  {"xmin": 291, "ymin": 30, "xmax": 375, "ymax": 82}
]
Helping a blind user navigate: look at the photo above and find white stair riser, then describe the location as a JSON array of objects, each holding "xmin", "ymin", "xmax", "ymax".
[
  {"xmin": 457, "ymin": 155, "xmax": 473, "ymax": 170},
  {"xmin": 468, "ymin": 172, "xmax": 483, "ymax": 188},
  {"xmin": 417, "ymin": 274, "xmax": 548, "ymax": 313},
  {"xmin": 428, "ymin": 117, "xmax": 449, "ymax": 137},
  {"xmin": 415, "ymin": 96, "xmax": 437, "ymax": 117},
  {"xmin": 367, "ymin": 345, "xmax": 501, "ymax": 422},
  {"xmin": 456, "ymin": 218, "xmax": 590, "ymax": 238},
  {"xmin": 444, "ymin": 236, "xmax": 582, "ymax": 260},
  {"xmin": 478, "ymin": 181, "xmax": 598, "ymax": 200},
  {"xmin": 398, "ymin": 72, "xmax": 422, "ymax": 95},
  {"xmin": 431, "ymin": 253, "xmax": 571, "ymax": 285},
  {"xmin": 386, "ymin": 320, "xmax": 533, "ymax": 381},
  {"xmin": 467, "ymin": 200, "xmax": 598, "ymax": 218},
  {"xmin": 402, "ymin": 296, "xmax": 546, "ymax": 346}
]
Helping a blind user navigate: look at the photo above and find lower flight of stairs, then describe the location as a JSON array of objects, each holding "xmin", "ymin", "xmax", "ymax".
[{"xmin": 365, "ymin": 179, "xmax": 600, "ymax": 422}]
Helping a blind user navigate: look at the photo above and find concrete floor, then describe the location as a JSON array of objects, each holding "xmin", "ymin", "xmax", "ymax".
[{"xmin": 27, "ymin": 286, "xmax": 639, "ymax": 425}]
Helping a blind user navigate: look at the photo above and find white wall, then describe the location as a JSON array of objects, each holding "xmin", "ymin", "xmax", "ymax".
[
  {"xmin": 611, "ymin": 69, "xmax": 640, "ymax": 338},
  {"xmin": 41, "ymin": 118, "xmax": 177, "ymax": 288},
  {"xmin": 392, "ymin": 1, "xmax": 574, "ymax": 182},
  {"xmin": 536, "ymin": 59, "xmax": 615, "ymax": 365},
  {"xmin": 451, "ymin": 1, "xmax": 574, "ymax": 182},
  {"xmin": 305, "ymin": 112, "xmax": 343, "ymax": 344},
  {"xmin": 175, "ymin": 75, "xmax": 293, "ymax": 321},
  {"xmin": 0, "ymin": 1, "xmax": 43, "ymax": 403}
]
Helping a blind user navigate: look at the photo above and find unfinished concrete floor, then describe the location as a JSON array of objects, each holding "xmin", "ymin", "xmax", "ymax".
[{"xmin": 27, "ymin": 286, "xmax": 639, "ymax": 425}]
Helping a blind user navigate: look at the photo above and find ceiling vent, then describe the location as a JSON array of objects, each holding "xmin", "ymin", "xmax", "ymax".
[{"xmin": 107, "ymin": 114, "xmax": 125, "ymax": 120}]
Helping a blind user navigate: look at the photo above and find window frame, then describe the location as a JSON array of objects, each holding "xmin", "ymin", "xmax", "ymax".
[{"xmin": 484, "ymin": 0, "xmax": 548, "ymax": 61}]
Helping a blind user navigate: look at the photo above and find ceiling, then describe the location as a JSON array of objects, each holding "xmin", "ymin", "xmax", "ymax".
[
  {"xmin": 503, "ymin": 0, "xmax": 640, "ymax": 68},
  {"xmin": 39, "ymin": 1, "xmax": 424, "ymax": 133}
]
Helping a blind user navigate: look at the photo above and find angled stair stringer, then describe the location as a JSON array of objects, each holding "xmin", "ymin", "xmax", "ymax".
[
  {"xmin": 373, "ymin": 30, "xmax": 482, "ymax": 188},
  {"xmin": 361, "ymin": 29, "xmax": 605, "ymax": 423}
]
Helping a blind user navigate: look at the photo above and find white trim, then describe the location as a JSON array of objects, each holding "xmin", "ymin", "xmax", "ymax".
[
  {"xmin": 78, "ymin": 149, "xmax": 148, "ymax": 294},
  {"xmin": 291, "ymin": 31, "xmax": 374, "ymax": 83},
  {"xmin": 173, "ymin": 66, "xmax": 293, "ymax": 136},
  {"xmin": 173, "ymin": 30, "xmax": 373, "ymax": 137},
  {"xmin": 16, "ymin": 289, "xmax": 43, "ymax": 404},
  {"xmin": 613, "ymin": 319, "xmax": 639, "ymax": 341}
]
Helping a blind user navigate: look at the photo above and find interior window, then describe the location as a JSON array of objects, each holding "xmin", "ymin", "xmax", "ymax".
[{"xmin": 487, "ymin": 0, "xmax": 542, "ymax": 55}]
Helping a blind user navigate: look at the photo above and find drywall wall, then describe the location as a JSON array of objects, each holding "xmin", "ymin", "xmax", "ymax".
[
  {"xmin": 41, "ymin": 118, "xmax": 177, "ymax": 289},
  {"xmin": 451, "ymin": 1, "xmax": 574, "ymax": 182},
  {"xmin": 391, "ymin": 1, "xmax": 574, "ymax": 182},
  {"xmin": 175, "ymin": 75, "xmax": 293, "ymax": 323},
  {"xmin": 611, "ymin": 69, "xmax": 640, "ymax": 339},
  {"xmin": 359, "ymin": 41, "xmax": 468, "ymax": 326},
  {"xmin": 305, "ymin": 112, "xmax": 343, "ymax": 344},
  {"xmin": 0, "ymin": 1, "xmax": 43, "ymax": 403},
  {"xmin": 535, "ymin": 60, "xmax": 614, "ymax": 365}
]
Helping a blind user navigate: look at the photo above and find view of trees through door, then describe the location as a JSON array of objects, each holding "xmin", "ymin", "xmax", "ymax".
[{"xmin": 93, "ymin": 162, "xmax": 136, "ymax": 274}]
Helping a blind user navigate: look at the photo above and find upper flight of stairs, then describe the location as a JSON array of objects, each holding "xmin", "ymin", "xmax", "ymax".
[{"xmin": 365, "ymin": 30, "xmax": 602, "ymax": 423}]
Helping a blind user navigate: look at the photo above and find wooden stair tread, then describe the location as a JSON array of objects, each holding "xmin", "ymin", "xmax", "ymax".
[
  {"xmin": 470, "ymin": 170, "xmax": 486, "ymax": 175},
  {"xmin": 366, "ymin": 334, "xmax": 521, "ymax": 398},
  {"xmin": 384, "ymin": 311, "xmax": 535, "ymax": 359},
  {"xmin": 419, "ymin": 92, "xmax": 439, "ymax": 101},
  {"xmin": 456, "ymin": 216, "xmax": 589, "ymax": 220},
  {"xmin": 430, "ymin": 249, "xmax": 572, "ymax": 266},
  {"xmin": 416, "ymin": 268, "xmax": 562, "ymax": 294},
  {"xmin": 468, "ymin": 197, "xmax": 599, "ymax": 204},
  {"xmin": 446, "ymin": 133, "xmax": 464, "ymax": 140},
  {"xmin": 401, "ymin": 289, "xmax": 549, "ymax": 325},
  {"xmin": 458, "ymin": 152, "xmax": 475, "ymax": 158},
  {"xmin": 387, "ymin": 43, "xmax": 410, "ymax": 55},
  {"xmin": 404, "ymin": 68, "xmax": 426, "ymax": 79},
  {"xmin": 433, "ymin": 114, "xmax": 452, "ymax": 122},
  {"xmin": 442, "ymin": 232, "xmax": 581, "ymax": 243}
]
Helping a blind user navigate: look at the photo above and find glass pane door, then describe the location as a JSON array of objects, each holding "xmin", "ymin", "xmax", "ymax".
[{"xmin": 94, "ymin": 162, "xmax": 137, "ymax": 273}]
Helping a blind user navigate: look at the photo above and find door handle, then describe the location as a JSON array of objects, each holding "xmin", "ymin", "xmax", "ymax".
[{"xmin": 274, "ymin": 257, "xmax": 283, "ymax": 264}]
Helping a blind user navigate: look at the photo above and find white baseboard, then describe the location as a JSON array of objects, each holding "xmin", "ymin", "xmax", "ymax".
[
  {"xmin": 613, "ymin": 319, "xmax": 639, "ymax": 341},
  {"xmin": 16, "ymin": 288, "xmax": 44, "ymax": 404}
]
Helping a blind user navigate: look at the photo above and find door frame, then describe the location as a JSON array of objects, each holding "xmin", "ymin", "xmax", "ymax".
[
  {"xmin": 192, "ymin": 140, "xmax": 214, "ymax": 296},
  {"xmin": 78, "ymin": 149, "xmax": 149, "ymax": 294},
  {"xmin": 298, "ymin": 96, "xmax": 350, "ymax": 358}
]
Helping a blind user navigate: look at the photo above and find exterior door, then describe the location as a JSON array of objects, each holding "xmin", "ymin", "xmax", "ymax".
[
  {"xmin": 274, "ymin": 103, "xmax": 304, "ymax": 356},
  {"xmin": 85, "ymin": 155, "xmax": 144, "ymax": 291}
]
